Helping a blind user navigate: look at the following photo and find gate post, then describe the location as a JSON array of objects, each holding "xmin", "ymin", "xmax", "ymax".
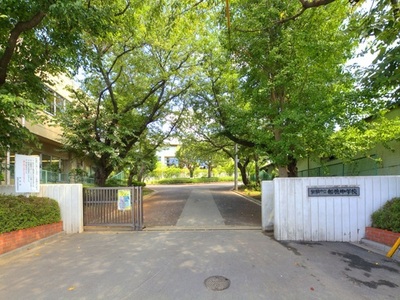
[{"xmin": 133, "ymin": 186, "xmax": 143, "ymax": 231}]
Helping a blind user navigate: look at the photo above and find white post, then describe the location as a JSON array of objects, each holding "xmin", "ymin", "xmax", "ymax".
[{"xmin": 6, "ymin": 147, "xmax": 10, "ymax": 185}]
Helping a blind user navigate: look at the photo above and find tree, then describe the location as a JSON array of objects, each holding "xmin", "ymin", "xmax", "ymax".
[
  {"xmin": 59, "ymin": 1, "xmax": 210, "ymax": 186},
  {"xmin": 356, "ymin": 0, "xmax": 400, "ymax": 101},
  {"xmin": 176, "ymin": 142, "xmax": 199, "ymax": 178},
  {"xmin": 124, "ymin": 136, "xmax": 158, "ymax": 185},
  {"xmin": 215, "ymin": 0, "xmax": 360, "ymax": 177},
  {"xmin": 0, "ymin": 0, "xmax": 118, "ymax": 156}
]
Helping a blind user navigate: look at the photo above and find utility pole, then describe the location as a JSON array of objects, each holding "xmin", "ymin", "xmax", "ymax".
[{"xmin": 234, "ymin": 143, "xmax": 238, "ymax": 190}]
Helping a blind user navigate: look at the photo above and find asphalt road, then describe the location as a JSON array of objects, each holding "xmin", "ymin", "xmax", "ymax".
[{"xmin": 143, "ymin": 182, "xmax": 261, "ymax": 229}]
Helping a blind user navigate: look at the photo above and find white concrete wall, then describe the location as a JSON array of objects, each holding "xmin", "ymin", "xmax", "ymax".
[
  {"xmin": 273, "ymin": 176, "xmax": 400, "ymax": 242},
  {"xmin": 261, "ymin": 181, "xmax": 274, "ymax": 231},
  {"xmin": 0, "ymin": 184, "xmax": 83, "ymax": 234}
]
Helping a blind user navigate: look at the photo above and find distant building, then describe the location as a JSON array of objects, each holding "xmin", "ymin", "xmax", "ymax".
[{"xmin": 156, "ymin": 140, "xmax": 180, "ymax": 167}]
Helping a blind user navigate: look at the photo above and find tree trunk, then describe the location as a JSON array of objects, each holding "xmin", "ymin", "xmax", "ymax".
[
  {"xmin": 94, "ymin": 168, "xmax": 108, "ymax": 186},
  {"xmin": 287, "ymin": 155, "xmax": 298, "ymax": 177},
  {"xmin": 0, "ymin": 11, "xmax": 47, "ymax": 86},
  {"xmin": 238, "ymin": 156, "xmax": 251, "ymax": 186},
  {"xmin": 254, "ymin": 154, "xmax": 260, "ymax": 186},
  {"xmin": 189, "ymin": 166, "xmax": 194, "ymax": 178},
  {"xmin": 278, "ymin": 167, "xmax": 288, "ymax": 177},
  {"xmin": 277, "ymin": 155, "xmax": 298, "ymax": 177},
  {"xmin": 94, "ymin": 158, "xmax": 113, "ymax": 186},
  {"xmin": 238, "ymin": 163, "xmax": 250, "ymax": 186},
  {"xmin": 127, "ymin": 170, "xmax": 134, "ymax": 186}
]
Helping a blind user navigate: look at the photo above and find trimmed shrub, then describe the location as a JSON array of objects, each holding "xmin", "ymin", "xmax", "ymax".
[
  {"xmin": 105, "ymin": 178, "xmax": 126, "ymax": 187},
  {"xmin": 0, "ymin": 195, "xmax": 61, "ymax": 234},
  {"xmin": 157, "ymin": 178, "xmax": 193, "ymax": 184},
  {"xmin": 371, "ymin": 197, "xmax": 400, "ymax": 233},
  {"xmin": 129, "ymin": 181, "xmax": 146, "ymax": 187},
  {"xmin": 153, "ymin": 177, "xmax": 233, "ymax": 185}
]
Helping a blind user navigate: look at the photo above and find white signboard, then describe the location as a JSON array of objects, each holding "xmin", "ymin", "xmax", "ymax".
[{"xmin": 15, "ymin": 154, "xmax": 40, "ymax": 193}]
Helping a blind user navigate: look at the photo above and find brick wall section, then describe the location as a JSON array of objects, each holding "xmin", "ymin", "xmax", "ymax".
[
  {"xmin": 365, "ymin": 227, "xmax": 400, "ymax": 247},
  {"xmin": 0, "ymin": 222, "xmax": 63, "ymax": 255}
]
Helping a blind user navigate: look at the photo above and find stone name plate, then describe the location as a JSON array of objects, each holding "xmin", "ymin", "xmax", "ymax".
[{"xmin": 308, "ymin": 186, "xmax": 360, "ymax": 197}]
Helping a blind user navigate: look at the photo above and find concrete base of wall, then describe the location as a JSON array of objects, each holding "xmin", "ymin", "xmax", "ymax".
[
  {"xmin": 261, "ymin": 181, "xmax": 274, "ymax": 231},
  {"xmin": 365, "ymin": 227, "xmax": 400, "ymax": 247}
]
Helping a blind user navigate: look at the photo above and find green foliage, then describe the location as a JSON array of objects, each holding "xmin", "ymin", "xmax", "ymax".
[
  {"xmin": 328, "ymin": 110, "xmax": 400, "ymax": 161},
  {"xmin": 105, "ymin": 178, "xmax": 126, "ymax": 187},
  {"xmin": 130, "ymin": 181, "xmax": 146, "ymax": 187},
  {"xmin": 154, "ymin": 176, "xmax": 233, "ymax": 185},
  {"xmin": 0, "ymin": 0, "xmax": 116, "ymax": 157},
  {"xmin": 356, "ymin": 0, "xmax": 400, "ymax": 101},
  {"xmin": 104, "ymin": 177, "xmax": 146, "ymax": 187},
  {"xmin": 0, "ymin": 195, "xmax": 61, "ymax": 234},
  {"xmin": 58, "ymin": 1, "xmax": 209, "ymax": 186},
  {"xmin": 190, "ymin": 0, "xmax": 361, "ymax": 176},
  {"xmin": 0, "ymin": 93, "xmax": 40, "ymax": 157},
  {"xmin": 371, "ymin": 197, "xmax": 400, "ymax": 233}
]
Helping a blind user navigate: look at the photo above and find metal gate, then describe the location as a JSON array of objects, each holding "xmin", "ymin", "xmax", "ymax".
[{"xmin": 83, "ymin": 187, "xmax": 143, "ymax": 230}]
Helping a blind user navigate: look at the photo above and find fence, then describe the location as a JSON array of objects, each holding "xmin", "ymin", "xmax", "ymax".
[{"xmin": 83, "ymin": 187, "xmax": 143, "ymax": 230}]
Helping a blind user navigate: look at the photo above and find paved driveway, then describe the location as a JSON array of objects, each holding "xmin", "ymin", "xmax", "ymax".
[
  {"xmin": 143, "ymin": 183, "xmax": 261, "ymax": 228},
  {"xmin": 0, "ymin": 231, "xmax": 399, "ymax": 299}
]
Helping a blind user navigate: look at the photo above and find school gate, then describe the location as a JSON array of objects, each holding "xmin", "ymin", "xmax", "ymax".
[{"xmin": 83, "ymin": 187, "xmax": 143, "ymax": 230}]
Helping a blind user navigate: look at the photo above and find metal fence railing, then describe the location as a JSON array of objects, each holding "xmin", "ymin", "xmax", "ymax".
[
  {"xmin": 83, "ymin": 186, "xmax": 143, "ymax": 230},
  {"xmin": 298, "ymin": 157, "xmax": 400, "ymax": 177}
]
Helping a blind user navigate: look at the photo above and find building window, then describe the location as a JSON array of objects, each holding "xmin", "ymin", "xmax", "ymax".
[{"xmin": 43, "ymin": 87, "xmax": 66, "ymax": 116}]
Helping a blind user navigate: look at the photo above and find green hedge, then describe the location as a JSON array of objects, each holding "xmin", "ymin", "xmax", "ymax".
[
  {"xmin": 371, "ymin": 197, "xmax": 400, "ymax": 233},
  {"xmin": 154, "ymin": 177, "xmax": 231, "ymax": 185},
  {"xmin": 0, "ymin": 195, "xmax": 61, "ymax": 234},
  {"xmin": 105, "ymin": 178, "xmax": 146, "ymax": 187}
]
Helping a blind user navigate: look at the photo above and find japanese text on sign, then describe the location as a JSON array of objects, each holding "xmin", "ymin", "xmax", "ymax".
[
  {"xmin": 15, "ymin": 154, "xmax": 40, "ymax": 193},
  {"xmin": 308, "ymin": 186, "xmax": 360, "ymax": 197}
]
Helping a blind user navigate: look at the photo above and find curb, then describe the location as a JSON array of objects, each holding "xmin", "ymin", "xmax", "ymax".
[
  {"xmin": 232, "ymin": 190, "xmax": 262, "ymax": 206},
  {"xmin": 352, "ymin": 238, "xmax": 400, "ymax": 261},
  {"xmin": 143, "ymin": 226, "xmax": 262, "ymax": 232},
  {"xmin": 0, "ymin": 232, "xmax": 66, "ymax": 261}
]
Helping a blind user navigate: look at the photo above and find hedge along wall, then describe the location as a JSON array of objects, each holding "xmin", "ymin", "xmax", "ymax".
[
  {"xmin": 0, "ymin": 184, "xmax": 83, "ymax": 234},
  {"xmin": 268, "ymin": 176, "xmax": 400, "ymax": 242}
]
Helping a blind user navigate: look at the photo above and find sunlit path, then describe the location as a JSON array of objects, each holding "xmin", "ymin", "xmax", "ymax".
[{"xmin": 176, "ymin": 189, "xmax": 225, "ymax": 227}]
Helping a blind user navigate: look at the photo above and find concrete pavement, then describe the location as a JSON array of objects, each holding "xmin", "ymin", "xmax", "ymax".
[{"xmin": 0, "ymin": 231, "xmax": 399, "ymax": 299}]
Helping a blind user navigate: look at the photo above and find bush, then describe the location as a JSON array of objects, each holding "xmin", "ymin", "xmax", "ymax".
[
  {"xmin": 156, "ymin": 178, "xmax": 193, "ymax": 184},
  {"xmin": 105, "ymin": 178, "xmax": 146, "ymax": 187},
  {"xmin": 0, "ymin": 195, "xmax": 61, "ymax": 234},
  {"xmin": 129, "ymin": 181, "xmax": 146, "ymax": 187},
  {"xmin": 152, "ymin": 177, "xmax": 233, "ymax": 185},
  {"xmin": 371, "ymin": 197, "xmax": 400, "ymax": 233}
]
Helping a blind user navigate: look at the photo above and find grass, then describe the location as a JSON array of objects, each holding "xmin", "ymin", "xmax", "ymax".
[{"xmin": 237, "ymin": 185, "xmax": 261, "ymax": 201}]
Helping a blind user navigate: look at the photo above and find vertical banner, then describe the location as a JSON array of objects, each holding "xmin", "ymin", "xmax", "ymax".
[
  {"xmin": 15, "ymin": 154, "xmax": 40, "ymax": 193},
  {"xmin": 118, "ymin": 189, "xmax": 131, "ymax": 211}
]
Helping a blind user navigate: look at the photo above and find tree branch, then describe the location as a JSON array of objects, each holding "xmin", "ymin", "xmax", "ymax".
[
  {"xmin": 0, "ymin": 11, "xmax": 47, "ymax": 86},
  {"xmin": 278, "ymin": 0, "xmax": 337, "ymax": 24},
  {"xmin": 115, "ymin": 0, "xmax": 130, "ymax": 17}
]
